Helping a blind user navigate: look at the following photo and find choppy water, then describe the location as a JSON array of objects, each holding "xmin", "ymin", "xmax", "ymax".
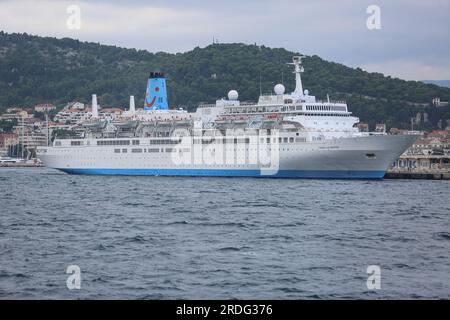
[{"xmin": 0, "ymin": 167, "xmax": 449, "ymax": 299}]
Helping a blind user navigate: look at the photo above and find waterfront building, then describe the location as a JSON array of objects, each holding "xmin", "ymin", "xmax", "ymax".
[
  {"xmin": 0, "ymin": 133, "xmax": 19, "ymax": 156},
  {"xmin": 34, "ymin": 103, "xmax": 56, "ymax": 113}
]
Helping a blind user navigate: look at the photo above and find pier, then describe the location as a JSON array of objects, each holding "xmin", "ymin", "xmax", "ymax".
[
  {"xmin": 387, "ymin": 154, "xmax": 450, "ymax": 180},
  {"xmin": 385, "ymin": 170, "xmax": 450, "ymax": 180},
  {"xmin": 0, "ymin": 162, "xmax": 43, "ymax": 168}
]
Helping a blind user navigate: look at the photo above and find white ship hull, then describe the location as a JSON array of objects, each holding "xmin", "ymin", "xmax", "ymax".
[{"xmin": 37, "ymin": 135, "xmax": 417, "ymax": 179}]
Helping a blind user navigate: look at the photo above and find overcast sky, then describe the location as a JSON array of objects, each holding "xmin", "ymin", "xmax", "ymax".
[{"xmin": 0, "ymin": 0, "xmax": 449, "ymax": 80}]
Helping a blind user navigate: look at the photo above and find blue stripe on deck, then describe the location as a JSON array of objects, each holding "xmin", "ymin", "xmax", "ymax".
[{"xmin": 59, "ymin": 168, "xmax": 386, "ymax": 179}]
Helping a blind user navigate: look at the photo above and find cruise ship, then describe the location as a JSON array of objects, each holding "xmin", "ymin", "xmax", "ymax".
[{"xmin": 37, "ymin": 56, "xmax": 418, "ymax": 179}]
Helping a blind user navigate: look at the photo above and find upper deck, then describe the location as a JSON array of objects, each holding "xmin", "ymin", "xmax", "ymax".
[{"xmin": 198, "ymin": 55, "xmax": 349, "ymax": 119}]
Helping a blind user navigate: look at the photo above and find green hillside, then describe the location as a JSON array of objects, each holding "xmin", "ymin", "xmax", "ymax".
[{"xmin": 1, "ymin": 31, "xmax": 450, "ymax": 130}]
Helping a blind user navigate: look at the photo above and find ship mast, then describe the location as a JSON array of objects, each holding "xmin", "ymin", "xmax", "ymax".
[
  {"xmin": 288, "ymin": 55, "xmax": 305, "ymax": 95},
  {"xmin": 21, "ymin": 114, "xmax": 24, "ymax": 159}
]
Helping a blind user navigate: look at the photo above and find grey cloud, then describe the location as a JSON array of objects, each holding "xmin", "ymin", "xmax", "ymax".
[{"xmin": 0, "ymin": 0, "xmax": 448, "ymax": 79}]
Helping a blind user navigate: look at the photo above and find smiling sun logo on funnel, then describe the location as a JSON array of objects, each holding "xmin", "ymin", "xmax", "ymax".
[{"xmin": 145, "ymin": 87, "xmax": 159, "ymax": 108}]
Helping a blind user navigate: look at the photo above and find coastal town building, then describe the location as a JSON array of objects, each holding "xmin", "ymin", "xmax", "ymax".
[
  {"xmin": 54, "ymin": 107, "xmax": 92, "ymax": 124},
  {"xmin": 432, "ymin": 97, "xmax": 449, "ymax": 108},
  {"xmin": 357, "ymin": 122, "xmax": 369, "ymax": 132},
  {"xmin": 0, "ymin": 110, "xmax": 32, "ymax": 121},
  {"xmin": 0, "ymin": 133, "xmax": 19, "ymax": 156},
  {"xmin": 66, "ymin": 102, "xmax": 86, "ymax": 110},
  {"xmin": 6, "ymin": 107, "xmax": 33, "ymax": 114},
  {"xmin": 375, "ymin": 123, "xmax": 386, "ymax": 133},
  {"xmin": 34, "ymin": 103, "xmax": 56, "ymax": 113},
  {"xmin": 14, "ymin": 123, "xmax": 48, "ymax": 149},
  {"xmin": 1, "ymin": 100, "xmax": 125, "ymax": 156},
  {"xmin": 390, "ymin": 129, "xmax": 450, "ymax": 173},
  {"xmin": 414, "ymin": 112, "xmax": 428, "ymax": 124},
  {"xmin": 53, "ymin": 102, "xmax": 123, "ymax": 124}
]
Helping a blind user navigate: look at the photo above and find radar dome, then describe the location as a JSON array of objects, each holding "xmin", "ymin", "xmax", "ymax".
[
  {"xmin": 304, "ymin": 89, "xmax": 309, "ymax": 96},
  {"xmin": 274, "ymin": 84, "xmax": 285, "ymax": 95},
  {"xmin": 228, "ymin": 90, "xmax": 239, "ymax": 100}
]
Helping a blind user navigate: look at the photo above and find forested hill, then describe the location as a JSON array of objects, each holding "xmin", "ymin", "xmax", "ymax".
[{"xmin": 1, "ymin": 31, "xmax": 449, "ymax": 129}]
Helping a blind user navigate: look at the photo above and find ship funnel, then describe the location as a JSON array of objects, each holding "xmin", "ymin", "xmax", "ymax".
[
  {"xmin": 129, "ymin": 95, "xmax": 135, "ymax": 112},
  {"xmin": 92, "ymin": 94, "xmax": 98, "ymax": 118},
  {"xmin": 144, "ymin": 72, "xmax": 168, "ymax": 111}
]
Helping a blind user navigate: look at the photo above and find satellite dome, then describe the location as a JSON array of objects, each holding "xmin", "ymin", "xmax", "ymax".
[
  {"xmin": 228, "ymin": 90, "xmax": 238, "ymax": 100},
  {"xmin": 274, "ymin": 84, "xmax": 285, "ymax": 95},
  {"xmin": 304, "ymin": 89, "xmax": 309, "ymax": 96}
]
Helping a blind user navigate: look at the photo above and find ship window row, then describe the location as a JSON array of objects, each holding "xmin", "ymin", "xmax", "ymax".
[
  {"xmin": 280, "ymin": 137, "xmax": 294, "ymax": 143},
  {"xmin": 258, "ymin": 137, "xmax": 307, "ymax": 143},
  {"xmin": 304, "ymin": 113, "xmax": 350, "ymax": 117},
  {"xmin": 97, "ymin": 140, "xmax": 130, "ymax": 146},
  {"xmin": 227, "ymin": 110, "xmax": 350, "ymax": 117},
  {"xmin": 188, "ymin": 137, "xmax": 309, "ymax": 144},
  {"xmin": 223, "ymin": 138, "xmax": 251, "ymax": 144},
  {"xmin": 71, "ymin": 141, "xmax": 83, "ymax": 146},
  {"xmin": 151, "ymin": 132, "xmax": 171, "ymax": 137},
  {"xmin": 112, "ymin": 148, "xmax": 184, "ymax": 154},
  {"xmin": 191, "ymin": 138, "xmax": 252, "ymax": 144},
  {"xmin": 306, "ymin": 105, "xmax": 346, "ymax": 111},
  {"xmin": 60, "ymin": 137, "xmax": 311, "ymax": 149},
  {"xmin": 113, "ymin": 148, "xmax": 163, "ymax": 154},
  {"xmin": 149, "ymin": 139, "xmax": 181, "ymax": 145},
  {"xmin": 228, "ymin": 105, "xmax": 303, "ymax": 114}
]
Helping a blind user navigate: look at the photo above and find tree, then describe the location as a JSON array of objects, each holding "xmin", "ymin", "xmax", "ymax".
[
  {"xmin": 1, "ymin": 32, "xmax": 449, "ymax": 129},
  {"xmin": 0, "ymin": 118, "xmax": 18, "ymax": 133}
]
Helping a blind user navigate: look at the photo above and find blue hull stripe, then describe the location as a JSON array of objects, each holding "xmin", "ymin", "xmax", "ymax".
[{"xmin": 59, "ymin": 168, "xmax": 386, "ymax": 179}]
